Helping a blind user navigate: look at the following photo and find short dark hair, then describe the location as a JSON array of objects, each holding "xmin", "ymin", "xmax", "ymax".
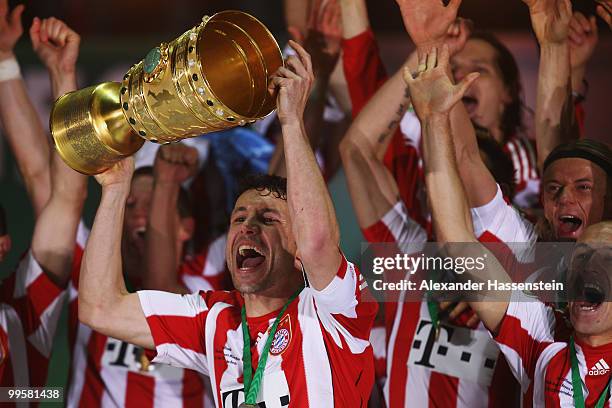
[
  {"xmin": 470, "ymin": 31, "xmax": 527, "ymax": 140},
  {"xmin": 543, "ymin": 139, "xmax": 612, "ymax": 178},
  {"xmin": 133, "ymin": 166, "xmax": 192, "ymax": 218},
  {"xmin": 0, "ymin": 204, "xmax": 6, "ymax": 236},
  {"xmin": 237, "ymin": 174, "xmax": 287, "ymax": 201},
  {"xmin": 476, "ymin": 132, "xmax": 516, "ymax": 200}
]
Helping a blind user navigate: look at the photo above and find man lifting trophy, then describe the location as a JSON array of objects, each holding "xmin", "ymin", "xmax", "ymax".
[{"xmin": 51, "ymin": 11, "xmax": 283, "ymax": 175}]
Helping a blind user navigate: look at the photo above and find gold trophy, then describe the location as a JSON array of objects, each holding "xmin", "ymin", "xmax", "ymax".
[{"xmin": 51, "ymin": 11, "xmax": 283, "ymax": 175}]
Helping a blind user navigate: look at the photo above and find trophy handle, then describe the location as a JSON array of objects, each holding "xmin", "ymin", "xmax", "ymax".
[{"xmin": 51, "ymin": 82, "xmax": 144, "ymax": 175}]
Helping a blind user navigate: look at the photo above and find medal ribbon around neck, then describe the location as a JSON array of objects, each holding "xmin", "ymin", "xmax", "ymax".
[
  {"xmin": 241, "ymin": 287, "xmax": 303, "ymax": 405},
  {"xmin": 570, "ymin": 336, "xmax": 611, "ymax": 408}
]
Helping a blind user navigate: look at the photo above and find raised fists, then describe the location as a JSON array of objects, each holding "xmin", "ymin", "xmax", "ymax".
[
  {"xmin": 30, "ymin": 16, "xmax": 80, "ymax": 76},
  {"xmin": 402, "ymin": 45, "xmax": 479, "ymax": 120}
]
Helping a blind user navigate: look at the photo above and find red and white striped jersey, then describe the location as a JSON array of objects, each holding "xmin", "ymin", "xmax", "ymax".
[
  {"xmin": 138, "ymin": 255, "xmax": 378, "ymax": 408},
  {"xmin": 66, "ymin": 223, "xmax": 227, "ymax": 408},
  {"xmin": 496, "ymin": 296, "xmax": 612, "ymax": 407},
  {"xmin": 503, "ymin": 136, "xmax": 539, "ymax": 209},
  {"xmin": 0, "ymin": 251, "xmax": 66, "ymax": 388},
  {"xmin": 362, "ymin": 190, "xmax": 535, "ymax": 407}
]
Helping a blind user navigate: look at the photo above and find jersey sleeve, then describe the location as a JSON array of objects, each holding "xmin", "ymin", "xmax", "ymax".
[
  {"xmin": 362, "ymin": 200, "xmax": 427, "ymax": 247},
  {"xmin": 471, "ymin": 184, "xmax": 536, "ymax": 243},
  {"xmin": 494, "ymin": 292, "xmax": 556, "ymax": 392},
  {"xmin": 137, "ymin": 290, "xmax": 210, "ymax": 375},
  {"xmin": 342, "ymin": 29, "xmax": 388, "ymax": 118},
  {"xmin": 1, "ymin": 250, "xmax": 67, "ymax": 364},
  {"xmin": 308, "ymin": 254, "xmax": 378, "ymax": 352}
]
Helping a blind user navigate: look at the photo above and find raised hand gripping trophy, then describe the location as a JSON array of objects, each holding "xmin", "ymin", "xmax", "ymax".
[{"xmin": 50, "ymin": 11, "xmax": 283, "ymax": 175}]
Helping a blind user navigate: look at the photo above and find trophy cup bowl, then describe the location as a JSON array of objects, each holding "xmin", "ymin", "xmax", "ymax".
[{"xmin": 51, "ymin": 10, "xmax": 283, "ymax": 175}]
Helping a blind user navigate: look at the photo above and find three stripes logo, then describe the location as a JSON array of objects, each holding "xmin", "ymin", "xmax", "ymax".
[{"xmin": 588, "ymin": 359, "xmax": 610, "ymax": 376}]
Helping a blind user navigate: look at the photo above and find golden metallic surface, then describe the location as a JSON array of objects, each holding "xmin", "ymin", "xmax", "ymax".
[
  {"xmin": 51, "ymin": 10, "xmax": 283, "ymax": 174},
  {"xmin": 51, "ymin": 82, "xmax": 143, "ymax": 175}
]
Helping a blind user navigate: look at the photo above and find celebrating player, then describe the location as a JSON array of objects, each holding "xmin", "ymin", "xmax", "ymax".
[
  {"xmin": 408, "ymin": 41, "xmax": 612, "ymax": 408},
  {"xmin": 77, "ymin": 41, "xmax": 377, "ymax": 407},
  {"xmin": 0, "ymin": 7, "xmax": 84, "ymax": 387}
]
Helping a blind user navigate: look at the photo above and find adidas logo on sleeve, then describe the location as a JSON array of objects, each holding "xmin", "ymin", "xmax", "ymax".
[{"xmin": 589, "ymin": 359, "xmax": 610, "ymax": 376}]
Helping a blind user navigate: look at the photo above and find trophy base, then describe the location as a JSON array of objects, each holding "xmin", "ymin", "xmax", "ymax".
[{"xmin": 51, "ymin": 82, "xmax": 144, "ymax": 175}]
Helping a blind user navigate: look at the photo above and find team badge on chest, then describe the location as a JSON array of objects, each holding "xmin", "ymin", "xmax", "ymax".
[{"xmin": 269, "ymin": 314, "xmax": 292, "ymax": 356}]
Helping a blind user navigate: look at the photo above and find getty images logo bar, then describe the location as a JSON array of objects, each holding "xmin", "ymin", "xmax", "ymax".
[{"xmin": 589, "ymin": 359, "xmax": 610, "ymax": 376}]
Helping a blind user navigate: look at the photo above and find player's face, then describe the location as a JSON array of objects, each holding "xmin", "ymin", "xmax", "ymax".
[
  {"xmin": 451, "ymin": 39, "xmax": 511, "ymax": 137},
  {"xmin": 568, "ymin": 224, "xmax": 612, "ymax": 340},
  {"xmin": 0, "ymin": 234, "xmax": 11, "ymax": 263},
  {"xmin": 227, "ymin": 189, "xmax": 298, "ymax": 294},
  {"xmin": 542, "ymin": 158, "xmax": 608, "ymax": 241},
  {"xmin": 123, "ymin": 174, "xmax": 154, "ymax": 262}
]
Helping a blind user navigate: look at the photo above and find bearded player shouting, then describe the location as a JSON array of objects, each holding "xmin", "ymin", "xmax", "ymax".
[{"xmin": 76, "ymin": 41, "xmax": 377, "ymax": 408}]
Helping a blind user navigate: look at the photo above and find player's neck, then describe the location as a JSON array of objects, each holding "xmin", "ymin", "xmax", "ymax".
[
  {"xmin": 242, "ymin": 280, "xmax": 302, "ymax": 318},
  {"xmin": 575, "ymin": 331, "xmax": 612, "ymax": 348},
  {"xmin": 243, "ymin": 294, "xmax": 289, "ymax": 318}
]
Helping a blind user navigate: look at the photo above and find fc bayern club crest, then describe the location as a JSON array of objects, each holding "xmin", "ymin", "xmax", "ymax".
[{"xmin": 270, "ymin": 328, "xmax": 290, "ymax": 355}]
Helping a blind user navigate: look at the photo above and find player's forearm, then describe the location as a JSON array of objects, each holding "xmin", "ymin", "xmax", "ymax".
[
  {"xmin": 0, "ymin": 77, "xmax": 51, "ymax": 216},
  {"xmin": 79, "ymin": 186, "xmax": 130, "ymax": 322},
  {"xmin": 448, "ymin": 101, "xmax": 499, "ymax": 208},
  {"xmin": 535, "ymin": 42, "xmax": 576, "ymax": 170},
  {"xmin": 144, "ymin": 182, "xmax": 182, "ymax": 292},
  {"xmin": 282, "ymin": 119, "xmax": 340, "ymax": 286},
  {"xmin": 349, "ymin": 59, "xmax": 414, "ymax": 161},
  {"xmin": 422, "ymin": 114, "xmax": 474, "ymax": 244},
  {"xmin": 339, "ymin": 0, "xmax": 370, "ymax": 39}
]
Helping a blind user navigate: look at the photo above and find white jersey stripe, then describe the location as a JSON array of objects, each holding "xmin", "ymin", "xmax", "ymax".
[
  {"xmin": 67, "ymin": 324, "xmax": 93, "ymax": 407},
  {"xmin": 405, "ymin": 365, "xmax": 430, "ymax": 407},
  {"xmin": 0, "ymin": 305, "xmax": 29, "ymax": 387},
  {"xmin": 100, "ymin": 365, "xmax": 128, "ymax": 407},
  {"xmin": 298, "ymin": 295, "xmax": 334, "ymax": 407}
]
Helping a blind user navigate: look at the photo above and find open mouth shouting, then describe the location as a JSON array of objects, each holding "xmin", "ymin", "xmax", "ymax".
[
  {"xmin": 236, "ymin": 244, "xmax": 267, "ymax": 270},
  {"xmin": 462, "ymin": 94, "xmax": 479, "ymax": 117},
  {"xmin": 557, "ymin": 214, "xmax": 584, "ymax": 239},
  {"xmin": 570, "ymin": 270, "xmax": 610, "ymax": 323}
]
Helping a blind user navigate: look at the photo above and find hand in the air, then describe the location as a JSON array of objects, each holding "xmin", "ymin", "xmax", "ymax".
[
  {"xmin": 94, "ymin": 157, "xmax": 135, "ymax": 190},
  {"xmin": 268, "ymin": 40, "xmax": 315, "ymax": 126},
  {"xmin": 395, "ymin": 0, "xmax": 462, "ymax": 52},
  {"xmin": 568, "ymin": 12, "xmax": 598, "ymax": 70},
  {"xmin": 153, "ymin": 144, "xmax": 199, "ymax": 185},
  {"xmin": 402, "ymin": 44, "xmax": 479, "ymax": 120},
  {"xmin": 596, "ymin": 0, "xmax": 612, "ymax": 29},
  {"xmin": 522, "ymin": 0, "xmax": 572, "ymax": 45},
  {"xmin": 30, "ymin": 17, "xmax": 80, "ymax": 75},
  {"xmin": 0, "ymin": 0, "xmax": 24, "ymax": 60}
]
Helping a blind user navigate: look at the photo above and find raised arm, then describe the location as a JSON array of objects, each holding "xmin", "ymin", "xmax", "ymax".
[
  {"xmin": 78, "ymin": 157, "xmax": 154, "ymax": 349},
  {"xmin": 396, "ymin": 0, "xmax": 497, "ymax": 208},
  {"xmin": 28, "ymin": 18, "xmax": 86, "ymax": 288},
  {"xmin": 0, "ymin": 2, "xmax": 50, "ymax": 216},
  {"xmin": 568, "ymin": 12, "xmax": 598, "ymax": 98},
  {"xmin": 269, "ymin": 0, "xmax": 342, "ymax": 177},
  {"xmin": 270, "ymin": 41, "xmax": 341, "ymax": 290},
  {"xmin": 339, "ymin": 0, "xmax": 369, "ymax": 38},
  {"xmin": 405, "ymin": 46, "xmax": 508, "ymax": 332},
  {"xmin": 143, "ymin": 144, "xmax": 198, "ymax": 294},
  {"xmin": 339, "ymin": 64, "xmax": 409, "ymax": 228},
  {"xmin": 523, "ymin": 0, "xmax": 576, "ymax": 170}
]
